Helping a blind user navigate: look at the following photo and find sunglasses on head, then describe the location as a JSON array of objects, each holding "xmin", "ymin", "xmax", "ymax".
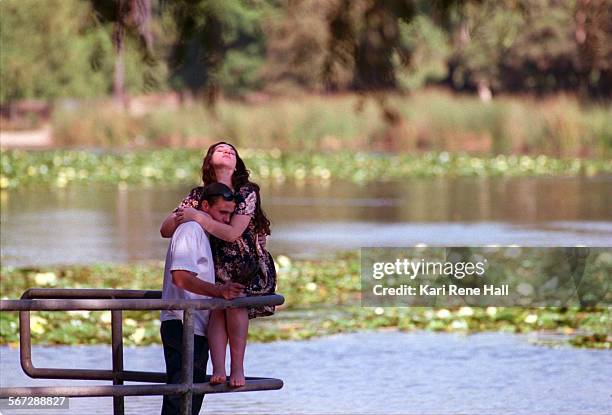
[{"xmin": 207, "ymin": 189, "xmax": 235, "ymax": 201}]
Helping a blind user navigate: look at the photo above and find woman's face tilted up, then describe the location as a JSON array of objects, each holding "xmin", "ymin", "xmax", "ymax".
[{"xmin": 210, "ymin": 143, "xmax": 237, "ymax": 171}]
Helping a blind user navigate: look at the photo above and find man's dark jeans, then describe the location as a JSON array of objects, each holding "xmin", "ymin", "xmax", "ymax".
[{"xmin": 160, "ymin": 320, "xmax": 209, "ymax": 415}]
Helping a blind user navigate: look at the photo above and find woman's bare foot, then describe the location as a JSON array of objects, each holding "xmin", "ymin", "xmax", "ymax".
[
  {"xmin": 209, "ymin": 370, "xmax": 226, "ymax": 385},
  {"xmin": 228, "ymin": 369, "xmax": 245, "ymax": 388}
]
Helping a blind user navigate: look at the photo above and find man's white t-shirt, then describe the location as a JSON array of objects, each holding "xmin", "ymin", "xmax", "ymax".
[{"xmin": 160, "ymin": 222, "xmax": 215, "ymax": 336}]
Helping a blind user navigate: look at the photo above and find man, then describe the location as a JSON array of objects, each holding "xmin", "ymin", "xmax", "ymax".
[{"xmin": 160, "ymin": 182, "xmax": 244, "ymax": 415}]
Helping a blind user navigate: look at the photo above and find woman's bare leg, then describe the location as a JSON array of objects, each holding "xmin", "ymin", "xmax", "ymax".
[
  {"xmin": 207, "ymin": 309, "xmax": 228, "ymax": 384},
  {"xmin": 226, "ymin": 308, "xmax": 248, "ymax": 387}
]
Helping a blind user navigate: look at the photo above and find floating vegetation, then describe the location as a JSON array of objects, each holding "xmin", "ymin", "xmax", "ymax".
[
  {"xmin": 1, "ymin": 256, "xmax": 609, "ymax": 348},
  {"xmin": 2, "ymin": 149, "xmax": 611, "ymax": 190}
]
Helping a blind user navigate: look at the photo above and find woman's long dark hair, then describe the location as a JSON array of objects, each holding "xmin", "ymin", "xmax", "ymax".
[{"xmin": 201, "ymin": 141, "xmax": 271, "ymax": 235}]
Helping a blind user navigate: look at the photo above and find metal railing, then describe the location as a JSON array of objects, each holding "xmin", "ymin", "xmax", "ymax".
[{"xmin": 0, "ymin": 288, "xmax": 285, "ymax": 415}]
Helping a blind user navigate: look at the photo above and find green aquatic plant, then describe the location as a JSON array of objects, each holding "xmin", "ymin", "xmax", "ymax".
[
  {"xmin": 2, "ymin": 149, "xmax": 611, "ymax": 190},
  {"xmin": 0, "ymin": 256, "xmax": 609, "ymax": 348}
]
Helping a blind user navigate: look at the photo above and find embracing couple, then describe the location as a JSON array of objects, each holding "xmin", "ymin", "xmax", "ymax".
[{"xmin": 158, "ymin": 142, "xmax": 277, "ymax": 415}]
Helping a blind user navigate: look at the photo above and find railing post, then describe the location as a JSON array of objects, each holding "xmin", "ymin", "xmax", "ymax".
[
  {"xmin": 111, "ymin": 310, "xmax": 125, "ymax": 415},
  {"xmin": 19, "ymin": 311, "xmax": 32, "ymax": 374},
  {"xmin": 1, "ymin": 292, "xmax": 285, "ymax": 408},
  {"xmin": 180, "ymin": 308, "xmax": 194, "ymax": 415}
]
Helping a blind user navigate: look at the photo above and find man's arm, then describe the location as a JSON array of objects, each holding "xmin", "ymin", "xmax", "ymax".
[
  {"xmin": 172, "ymin": 270, "xmax": 244, "ymax": 299},
  {"xmin": 178, "ymin": 208, "xmax": 251, "ymax": 242},
  {"xmin": 160, "ymin": 211, "xmax": 180, "ymax": 238},
  {"xmin": 197, "ymin": 212, "xmax": 250, "ymax": 242}
]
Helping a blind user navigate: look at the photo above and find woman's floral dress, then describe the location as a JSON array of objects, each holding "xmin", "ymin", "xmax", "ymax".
[{"xmin": 175, "ymin": 183, "xmax": 276, "ymax": 319}]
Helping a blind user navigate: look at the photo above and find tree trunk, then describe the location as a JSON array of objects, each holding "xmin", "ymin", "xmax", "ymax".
[{"xmin": 113, "ymin": 0, "xmax": 127, "ymax": 108}]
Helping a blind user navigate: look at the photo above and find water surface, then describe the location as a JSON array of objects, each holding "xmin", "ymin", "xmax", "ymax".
[{"xmin": 2, "ymin": 177, "xmax": 611, "ymax": 266}]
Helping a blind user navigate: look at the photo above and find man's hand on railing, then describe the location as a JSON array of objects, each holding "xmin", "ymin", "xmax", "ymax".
[
  {"xmin": 218, "ymin": 282, "xmax": 245, "ymax": 300},
  {"xmin": 172, "ymin": 270, "xmax": 244, "ymax": 299}
]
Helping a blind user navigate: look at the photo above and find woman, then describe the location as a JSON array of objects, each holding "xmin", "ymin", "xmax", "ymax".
[{"xmin": 160, "ymin": 142, "xmax": 276, "ymax": 388}]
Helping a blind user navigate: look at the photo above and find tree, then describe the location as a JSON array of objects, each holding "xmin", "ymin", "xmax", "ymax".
[
  {"xmin": 261, "ymin": 0, "xmax": 335, "ymax": 92},
  {"xmin": 90, "ymin": 0, "xmax": 156, "ymax": 105},
  {"xmin": 0, "ymin": 0, "xmax": 112, "ymax": 104},
  {"xmin": 575, "ymin": 0, "xmax": 611, "ymax": 99},
  {"xmin": 445, "ymin": 0, "xmax": 611, "ymax": 98},
  {"xmin": 323, "ymin": 0, "xmax": 418, "ymax": 91},
  {"xmin": 165, "ymin": 0, "xmax": 272, "ymax": 99}
]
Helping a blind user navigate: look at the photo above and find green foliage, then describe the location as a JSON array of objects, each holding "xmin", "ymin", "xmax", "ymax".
[
  {"xmin": 2, "ymin": 147, "xmax": 611, "ymax": 190},
  {"xmin": 396, "ymin": 15, "xmax": 451, "ymax": 90},
  {"xmin": 447, "ymin": 0, "xmax": 611, "ymax": 96},
  {"xmin": 166, "ymin": 0, "xmax": 272, "ymax": 95},
  {"xmin": 449, "ymin": 1, "xmax": 524, "ymax": 91},
  {"xmin": 0, "ymin": 0, "xmax": 170, "ymax": 104},
  {"xmin": 219, "ymin": 47, "xmax": 265, "ymax": 94},
  {"xmin": 0, "ymin": 0, "xmax": 112, "ymax": 102},
  {"xmin": 1, "ymin": 0, "xmax": 610, "ymax": 100},
  {"xmin": 120, "ymin": 35, "xmax": 170, "ymax": 95},
  {"xmin": 261, "ymin": 0, "xmax": 340, "ymax": 92}
]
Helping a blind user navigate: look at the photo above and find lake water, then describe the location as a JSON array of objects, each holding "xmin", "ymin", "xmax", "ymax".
[
  {"xmin": 2, "ymin": 178, "xmax": 611, "ymax": 413},
  {"xmin": 1, "ymin": 177, "xmax": 611, "ymax": 266},
  {"xmin": 1, "ymin": 331, "xmax": 611, "ymax": 415}
]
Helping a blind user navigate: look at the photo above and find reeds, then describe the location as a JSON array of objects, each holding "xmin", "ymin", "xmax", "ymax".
[{"xmin": 48, "ymin": 90, "xmax": 611, "ymax": 158}]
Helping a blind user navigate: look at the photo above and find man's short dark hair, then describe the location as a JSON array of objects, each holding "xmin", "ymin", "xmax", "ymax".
[{"xmin": 199, "ymin": 182, "xmax": 235, "ymax": 208}]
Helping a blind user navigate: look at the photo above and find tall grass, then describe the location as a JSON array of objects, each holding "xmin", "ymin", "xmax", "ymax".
[{"xmin": 50, "ymin": 90, "xmax": 611, "ymax": 158}]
